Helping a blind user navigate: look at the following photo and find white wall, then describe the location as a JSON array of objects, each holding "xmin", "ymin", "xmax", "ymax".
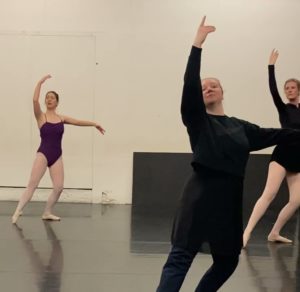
[
  {"xmin": 0, "ymin": 34, "xmax": 95, "ymax": 189},
  {"xmin": 0, "ymin": 0, "xmax": 300, "ymax": 203}
]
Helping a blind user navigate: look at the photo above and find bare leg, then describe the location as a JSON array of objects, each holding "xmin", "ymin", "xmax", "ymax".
[
  {"xmin": 12, "ymin": 153, "xmax": 48, "ymax": 224},
  {"xmin": 243, "ymin": 162, "xmax": 286, "ymax": 247},
  {"xmin": 42, "ymin": 157, "xmax": 64, "ymax": 221},
  {"xmin": 268, "ymin": 172, "xmax": 300, "ymax": 243}
]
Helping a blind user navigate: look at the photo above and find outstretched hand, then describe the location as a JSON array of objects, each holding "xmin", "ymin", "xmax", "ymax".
[
  {"xmin": 269, "ymin": 49, "xmax": 279, "ymax": 65},
  {"xmin": 39, "ymin": 74, "xmax": 52, "ymax": 84},
  {"xmin": 95, "ymin": 124, "xmax": 105, "ymax": 135},
  {"xmin": 193, "ymin": 16, "xmax": 216, "ymax": 48}
]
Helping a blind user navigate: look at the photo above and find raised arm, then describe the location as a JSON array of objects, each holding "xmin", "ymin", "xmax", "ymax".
[
  {"xmin": 33, "ymin": 74, "xmax": 51, "ymax": 121},
  {"xmin": 62, "ymin": 115, "xmax": 105, "ymax": 135},
  {"xmin": 268, "ymin": 49, "xmax": 285, "ymax": 111},
  {"xmin": 181, "ymin": 16, "xmax": 216, "ymax": 128}
]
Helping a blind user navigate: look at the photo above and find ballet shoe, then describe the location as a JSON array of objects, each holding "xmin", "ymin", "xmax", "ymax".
[
  {"xmin": 42, "ymin": 214, "xmax": 61, "ymax": 221},
  {"xmin": 11, "ymin": 210, "xmax": 23, "ymax": 224},
  {"xmin": 267, "ymin": 234, "xmax": 292, "ymax": 244}
]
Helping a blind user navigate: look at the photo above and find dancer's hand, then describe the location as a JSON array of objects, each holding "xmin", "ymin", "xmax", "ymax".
[
  {"xmin": 95, "ymin": 124, "xmax": 105, "ymax": 135},
  {"xmin": 193, "ymin": 16, "xmax": 216, "ymax": 48},
  {"xmin": 39, "ymin": 74, "xmax": 52, "ymax": 84},
  {"xmin": 269, "ymin": 49, "xmax": 279, "ymax": 65}
]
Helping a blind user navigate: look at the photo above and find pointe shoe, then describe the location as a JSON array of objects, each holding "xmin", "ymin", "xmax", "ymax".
[
  {"xmin": 267, "ymin": 234, "xmax": 292, "ymax": 244},
  {"xmin": 42, "ymin": 214, "xmax": 61, "ymax": 221},
  {"xmin": 11, "ymin": 210, "xmax": 23, "ymax": 224}
]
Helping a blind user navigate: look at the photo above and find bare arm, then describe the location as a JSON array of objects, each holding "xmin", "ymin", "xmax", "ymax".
[
  {"xmin": 62, "ymin": 115, "xmax": 105, "ymax": 135},
  {"xmin": 33, "ymin": 74, "xmax": 51, "ymax": 121}
]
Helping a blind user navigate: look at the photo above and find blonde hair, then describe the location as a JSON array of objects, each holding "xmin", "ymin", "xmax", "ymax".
[
  {"xmin": 284, "ymin": 78, "xmax": 300, "ymax": 91},
  {"xmin": 202, "ymin": 77, "xmax": 224, "ymax": 93}
]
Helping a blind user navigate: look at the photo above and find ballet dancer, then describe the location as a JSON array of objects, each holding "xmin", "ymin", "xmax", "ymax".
[
  {"xmin": 156, "ymin": 17, "xmax": 300, "ymax": 292},
  {"xmin": 244, "ymin": 50, "xmax": 300, "ymax": 246},
  {"xmin": 12, "ymin": 74, "xmax": 105, "ymax": 224}
]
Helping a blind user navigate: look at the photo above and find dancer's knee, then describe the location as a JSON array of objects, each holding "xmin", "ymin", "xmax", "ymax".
[
  {"xmin": 27, "ymin": 180, "xmax": 39, "ymax": 192},
  {"xmin": 53, "ymin": 184, "xmax": 64, "ymax": 195},
  {"xmin": 212, "ymin": 254, "xmax": 239, "ymax": 275},
  {"xmin": 287, "ymin": 200, "xmax": 300, "ymax": 210},
  {"xmin": 164, "ymin": 246, "xmax": 196, "ymax": 271},
  {"xmin": 195, "ymin": 254, "xmax": 239, "ymax": 292},
  {"xmin": 260, "ymin": 190, "xmax": 277, "ymax": 204}
]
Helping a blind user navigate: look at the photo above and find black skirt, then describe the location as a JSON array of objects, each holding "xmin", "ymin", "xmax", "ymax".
[
  {"xmin": 271, "ymin": 143, "xmax": 300, "ymax": 172},
  {"xmin": 171, "ymin": 166, "xmax": 244, "ymax": 256}
]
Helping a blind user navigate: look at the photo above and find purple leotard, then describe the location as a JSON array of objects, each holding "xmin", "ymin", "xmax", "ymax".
[{"xmin": 37, "ymin": 115, "xmax": 64, "ymax": 167}]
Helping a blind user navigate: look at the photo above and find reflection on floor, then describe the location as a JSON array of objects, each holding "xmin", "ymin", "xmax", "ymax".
[{"xmin": 0, "ymin": 202, "xmax": 299, "ymax": 292}]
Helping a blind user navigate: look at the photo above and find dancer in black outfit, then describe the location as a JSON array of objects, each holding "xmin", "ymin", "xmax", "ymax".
[
  {"xmin": 244, "ymin": 50, "xmax": 300, "ymax": 246},
  {"xmin": 156, "ymin": 17, "xmax": 300, "ymax": 292}
]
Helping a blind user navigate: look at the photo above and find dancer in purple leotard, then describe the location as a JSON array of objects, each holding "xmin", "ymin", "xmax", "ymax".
[
  {"xmin": 38, "ymin": 114, "xmax": 64, "ymax": 167},
  {"xmin": 12, "ymin": 75, "xmax": 105, "ymax": 224}
]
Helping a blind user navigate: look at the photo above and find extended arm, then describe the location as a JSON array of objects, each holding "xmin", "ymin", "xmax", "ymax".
[
  {"xmin": 62, "ymin": 115, "xmax": 105, "ymax": 135},
  {"xmin": 243, "ymin": 120, "xmax": 300, "ymax": 151}
]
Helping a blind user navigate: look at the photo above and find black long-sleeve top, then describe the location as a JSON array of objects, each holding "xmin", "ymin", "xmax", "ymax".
[
  {"xmin": 268, "ymin": 65, "xmax": 300, "ymax": 129},
  {"xmin": 181, "ymin": 47, "xmax": 300, "ymax": 177}
]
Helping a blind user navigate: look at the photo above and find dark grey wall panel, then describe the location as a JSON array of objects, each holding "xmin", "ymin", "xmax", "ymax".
[
  {"xmin": 132, "ymin": 153, "xmax": 192, "ymax": 214},
  {"xmin": 132, "ymin": 152, "xmax": 289, "ymax": 215}
]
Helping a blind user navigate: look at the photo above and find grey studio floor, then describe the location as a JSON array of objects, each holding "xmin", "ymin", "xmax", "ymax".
[{"xmin": 1, "ymin": 201, "xmax": 300, "ymax": 292}]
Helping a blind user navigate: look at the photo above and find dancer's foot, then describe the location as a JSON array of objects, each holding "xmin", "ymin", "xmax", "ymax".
[
  {"xmin": 268, "ymin": 233, "xmax": 292, "ymax": 243},
  {"xmin": 11, "ymin": 210, "xmax": 23, "ymax": 224},
  {"xmin": 42, "ymin": 213, "xmax": 61, "ymax": 221},
  {"xmin": 243, "ymin": 231, "xmax": 251, "ymax": 248}
]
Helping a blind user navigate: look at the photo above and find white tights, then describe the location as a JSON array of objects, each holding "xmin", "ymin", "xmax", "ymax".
[{"xmin": 13, "ymin": 153, "xmax": 64, "ymax": 220}]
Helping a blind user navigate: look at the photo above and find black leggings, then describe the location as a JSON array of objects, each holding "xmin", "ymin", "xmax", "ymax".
[{"xmin": 157, "ymin": 246, "xmax": 239, "ymax": 292}]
